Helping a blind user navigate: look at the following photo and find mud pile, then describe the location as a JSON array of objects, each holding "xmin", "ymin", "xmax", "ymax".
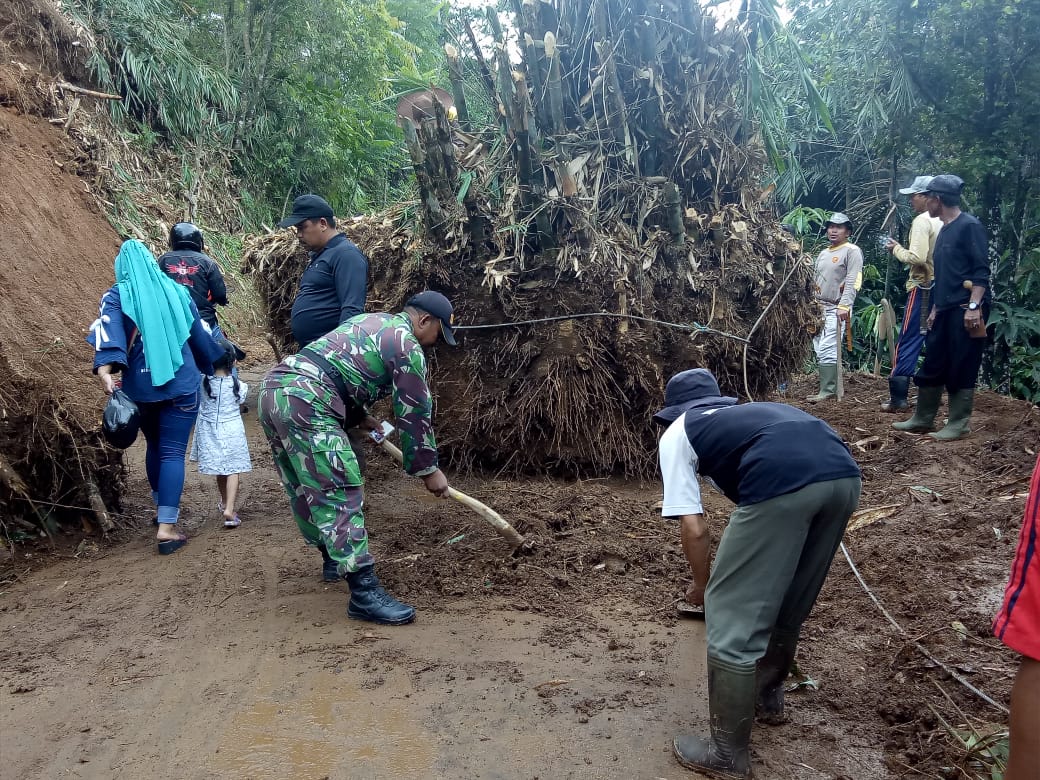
[{"xmin": 0, "ymin": 0, "xmax": 124, "ymax": 536}]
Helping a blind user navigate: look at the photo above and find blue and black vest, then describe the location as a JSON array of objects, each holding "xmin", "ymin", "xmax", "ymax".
[{"xmin": 684, "ymin": 402, "xmax": 861, "ymax": 506}]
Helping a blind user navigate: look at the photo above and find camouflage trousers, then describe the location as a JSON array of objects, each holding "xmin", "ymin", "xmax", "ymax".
[{"xmin": 258, "ymin": 359, "xmax": 373, "ymax": 575}]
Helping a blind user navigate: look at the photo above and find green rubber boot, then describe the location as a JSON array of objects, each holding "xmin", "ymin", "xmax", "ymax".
[
  {"xmin": 893, "ymin": 385, "xmax": 942, "ymax": 433},
  {"xmin": 673, "ymin": 657, "xmax": 755, "ymax": 779},
  {"xmin": 806, "ymin": 364, "xmax": 838, "ymax": 403},
  {"xmin": 756, "ymin": 629, "xmax": 799, "ymax": 725},
  {"xmin": 930, "ymin": 388, "xmax": 974, "ymax": 441}
]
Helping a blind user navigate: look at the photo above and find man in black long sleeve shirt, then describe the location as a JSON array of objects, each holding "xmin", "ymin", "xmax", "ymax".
[
  {"xmin": 894, "ymin": 174, "xmax": 990, "ymax": 441},
  {"xmin": 158, "ymin": 222, "xmax": 229, "ymax": 331},
  {"xmin": 279, "ymin": 194, "xmax": 369, "ymax": 348}
]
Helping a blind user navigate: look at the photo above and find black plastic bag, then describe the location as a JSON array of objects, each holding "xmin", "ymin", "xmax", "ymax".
[{"xmin": 102, "ymin": 389, "xmax": 140, "ymax": 449}]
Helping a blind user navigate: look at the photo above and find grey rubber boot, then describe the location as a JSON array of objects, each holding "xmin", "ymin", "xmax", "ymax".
[
  {"xmin": 755, "ymin": 629, "xmax": 799, "ymax": 725},
  {"xmin": 806, "ymin": 364, "xmax": 838, "ymax": 403},
  {"xmin": 930, "ymin": 388, "xmax": 974, "ymax": 441},
  {"xmin": 318, "ymin": 544, "xmax": 339, "ymax": 582},
  {"xmin": 880, "ymin": 376, "xmax": 910, "ymax": 412},
  {"xmin": 346, "ymin": 565, "xmax": 416, "ymax": 625},
  {"xmin": 892, "ymin": 384, "xmax": 942, "ymax": 432},
  {"xmin": 672, "ymin": 657, "xmax": 755, "ymax": 779}
]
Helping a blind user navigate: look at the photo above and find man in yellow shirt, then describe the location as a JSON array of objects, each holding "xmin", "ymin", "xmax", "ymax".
[
  {"xmin": 807, "ymin": 213, "xmax": 863, "ymax": 402},
  {"xmin": 881, "ymin": 176, "xmax": 942, "ymax": 411}
]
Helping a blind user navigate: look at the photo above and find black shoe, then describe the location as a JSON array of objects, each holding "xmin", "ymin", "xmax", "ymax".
[
  {"xmin": 318, "ymin": 544, "xmax": 340, "ymax": 583},
  {"xmin": 881, "ymin": 376, "xmax": 911, "ymax": 413},
  {"xmin": 345, "ymin": 566, "xmax": 416, "ymax": 625}
]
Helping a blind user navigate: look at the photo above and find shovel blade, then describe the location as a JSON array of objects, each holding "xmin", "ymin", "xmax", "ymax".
[{"xmin": 676, "ymin": 602, "xmax": 705, "ymax": 620}]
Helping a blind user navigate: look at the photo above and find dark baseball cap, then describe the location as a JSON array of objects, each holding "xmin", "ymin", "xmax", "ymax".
[
  {"xmin": 406, "ymin": 291, "xmax": 457, "ymax": 345},
  {"xmin": 925, "ymin": 174, "xmax": 964, "ymax": 196},
  {"xmin": 277, "ymin": 194, "xmax": 335, "ymax": 228},
  {"xmin": 652, "ymin": 368, "xmax": 737, "ymax": 426}
]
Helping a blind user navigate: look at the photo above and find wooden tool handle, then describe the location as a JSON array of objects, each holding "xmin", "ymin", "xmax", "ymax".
[{"xmin": 376, "ymin": 437, "xmax": 525, "ymax": 549}]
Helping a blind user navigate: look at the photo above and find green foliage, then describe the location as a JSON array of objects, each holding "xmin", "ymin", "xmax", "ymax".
[
  {"xmin": 67, "ymin": 0, "xmax": 449, "ymax": 223},
  {"xmin": 781, "ymin": 206, "xmax": 830, "ymax": 239},
  {"xmin": 64, "ymin": 0, "xmax": 237, "ymax": 139},
  {"xmin": 769, "ymin": 0, "xmax": 1040, "ymax": 402}
]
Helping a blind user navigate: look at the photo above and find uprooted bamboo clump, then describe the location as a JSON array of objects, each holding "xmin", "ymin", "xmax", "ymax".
[
  {"xmin": 0, "ymin": 356, "xmax": 124, "ymax": 544},
  {"xmin": 242, "ymin": 0, "xmax": 818, "ymax": 477}
]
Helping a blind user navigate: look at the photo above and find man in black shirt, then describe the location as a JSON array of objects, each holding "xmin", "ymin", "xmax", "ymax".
[
  {"xmin": 158, "ymin": 222, "xmax": 229, "ymax": 332},
  {"xmin": 893, "ymin": 174, "xmax": 990, "ymax": 441},
  {"xmin": 278, "ymin": 194, "xmax": 369, "ymax": 348}
]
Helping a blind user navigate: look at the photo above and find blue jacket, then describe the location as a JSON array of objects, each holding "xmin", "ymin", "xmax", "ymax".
[{"xmin": 88, "ymin": 285, "xmax": 224, "ymax": 403}]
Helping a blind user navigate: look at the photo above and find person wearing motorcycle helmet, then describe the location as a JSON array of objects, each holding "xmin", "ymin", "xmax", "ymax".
[{"xmin": 158, "ymin": 222, "xmax": 230, "ymax": 333}]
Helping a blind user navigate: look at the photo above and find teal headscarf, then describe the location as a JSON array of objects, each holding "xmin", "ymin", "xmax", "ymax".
[{"xmin": 114, "ymin": 239, "xmax": 196, "ymax": 387}]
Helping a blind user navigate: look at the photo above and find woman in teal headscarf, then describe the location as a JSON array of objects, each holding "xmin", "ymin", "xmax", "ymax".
[{"xmin": 89, "ymin": 240, "xmax": 225, "ymax": 554}]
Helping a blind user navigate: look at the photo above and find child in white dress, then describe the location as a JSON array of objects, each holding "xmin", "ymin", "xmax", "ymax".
[{"xmin": 190, "ymin": 340, "xmax": 252, "ymax": 528}]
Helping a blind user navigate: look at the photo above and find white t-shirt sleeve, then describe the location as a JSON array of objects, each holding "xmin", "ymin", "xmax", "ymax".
[{"xmin": 658, "ymin": 413, "xmax": 703, "ymax": 516}]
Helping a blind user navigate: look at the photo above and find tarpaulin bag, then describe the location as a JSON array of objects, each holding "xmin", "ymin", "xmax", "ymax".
[{"xmin": 102, "ymin": 389, "xmax": 141, "ymax": 449}]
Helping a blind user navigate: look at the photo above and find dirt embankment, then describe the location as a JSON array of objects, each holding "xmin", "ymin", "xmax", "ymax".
[{"xmin": 0, "ymin": 0, "xmax": 127, "ymax": 531}]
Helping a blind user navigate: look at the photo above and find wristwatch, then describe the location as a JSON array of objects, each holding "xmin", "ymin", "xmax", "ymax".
[{"xmin": 968, "ymin": 301, "xmax": 980, "ymax": 311}]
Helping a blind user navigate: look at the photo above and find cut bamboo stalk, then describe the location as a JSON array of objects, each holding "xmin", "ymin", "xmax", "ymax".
[
  {"xmin": 443, "ymin": 44, "xmax": 470, "ymax": 130},
  {"xmin": 663, "ymin": 182, "xmax": 685, "ymax": 245},
  {"xmin": 56, "ymin": 82, "xmax": 122, "ymax": 100},
  {"xmin": 544, "ymin": 32, "xmax": 566, "ymax": 136},
  {"xmin": 375, "ymin": 438, "xmax": 526, "ymax": 550},
  {"xmin": 402, "ymin": 119, "xmax": 446, "ymax": 230},
  {"xmin": 86, "ymin": 480, "xmax": 114, "ymax": 533},
  {"xmin": 463, "ymin": 17, "xmax": 497, "ymax": 101}
]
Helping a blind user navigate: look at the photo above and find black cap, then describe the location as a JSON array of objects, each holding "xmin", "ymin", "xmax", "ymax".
[
  {"xmin": 652, "ymin": 369, "xmax": 737, "ymax": 426},
  {"xmin": 406, "ymin": 291, "xmax": 457, "ymax": 345},
  {"xmin": 925, "ymin": 174, "xmax": 964, "ymax": 196},
  {"xmin": 277, "ymin": 194, "xmax": 335, "ymax": 228}
]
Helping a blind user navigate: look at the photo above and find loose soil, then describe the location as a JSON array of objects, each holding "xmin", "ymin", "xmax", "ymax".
[{"xmin": 1, "ymin": 368, "xmax": 1035, "ymax": 779}]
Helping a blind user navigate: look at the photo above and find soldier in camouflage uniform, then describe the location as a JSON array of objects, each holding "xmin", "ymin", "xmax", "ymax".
[{"xmin": 258, "ymin": 291, "xmax": 456, "ymax": 625}]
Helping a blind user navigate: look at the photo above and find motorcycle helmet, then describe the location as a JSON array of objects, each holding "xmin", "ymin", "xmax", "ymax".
[{"xmin": 169, "ymin": 222, "xmax": 204, "ymax": 252}]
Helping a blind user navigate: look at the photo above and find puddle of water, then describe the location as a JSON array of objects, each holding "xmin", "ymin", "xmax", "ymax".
[{"xmin": 213, "ymin": 669, "xmax": 435, "ymax": 778}]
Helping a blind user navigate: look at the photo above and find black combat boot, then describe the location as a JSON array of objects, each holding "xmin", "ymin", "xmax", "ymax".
[
  {"xmin": 345, "ymin": 565, "xmax": 416, "ymax": 625},
  {"xmin": 673, "ymin": 656, "xmax": 755, "ymax": 779},
  {"xmin": 318, "ymin": 544, "xmax": 339, "ymax": 583},
  {"xmin": 755, "ymin": 629, "xmax": 799, "ymax": 725},
  {"xmin": 880, "ymin": 376, "xmax": 910, "ymax": 413}
]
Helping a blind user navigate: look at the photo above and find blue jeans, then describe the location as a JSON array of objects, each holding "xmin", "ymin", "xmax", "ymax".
[
  {"xmin": 138, "ymin": 390, "xmax": 199, "ymax": 524},
  {"xmin": 891, "ymin": 286, "xmax": 926, "ymax": 377}
]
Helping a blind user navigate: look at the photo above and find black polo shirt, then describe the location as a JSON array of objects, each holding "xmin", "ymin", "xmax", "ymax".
[{"xmin": 290, "ymin": 233, "xmax": 369, "ymax": 347}]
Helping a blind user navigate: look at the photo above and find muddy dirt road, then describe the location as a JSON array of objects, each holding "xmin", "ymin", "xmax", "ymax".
[{"xmin": 2, "ymin": 370, "xmax": 1035, "ymax": 779}]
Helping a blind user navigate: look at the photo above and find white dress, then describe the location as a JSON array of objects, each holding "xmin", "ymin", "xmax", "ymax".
[{"xmin": 190, "ymin": 377, "xmax": 252, "ymax": 476}]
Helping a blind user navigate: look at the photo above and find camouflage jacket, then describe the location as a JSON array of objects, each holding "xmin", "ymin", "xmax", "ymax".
[{"xmin": 305, "ymin": 312, "xmax": 438, "ymax": 476}]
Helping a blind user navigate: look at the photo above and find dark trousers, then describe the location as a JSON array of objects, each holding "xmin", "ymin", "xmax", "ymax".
[
  {"xmin": 892, "ymin": 287, "xmax": 926, "ymax": 377},
  {"xmin": 915, "ymin": 306, "xmax": 988, "ymax": 392},
  {"xmin": 138, "ymin": 390, "xmax": 200, "ymax": 523}
]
